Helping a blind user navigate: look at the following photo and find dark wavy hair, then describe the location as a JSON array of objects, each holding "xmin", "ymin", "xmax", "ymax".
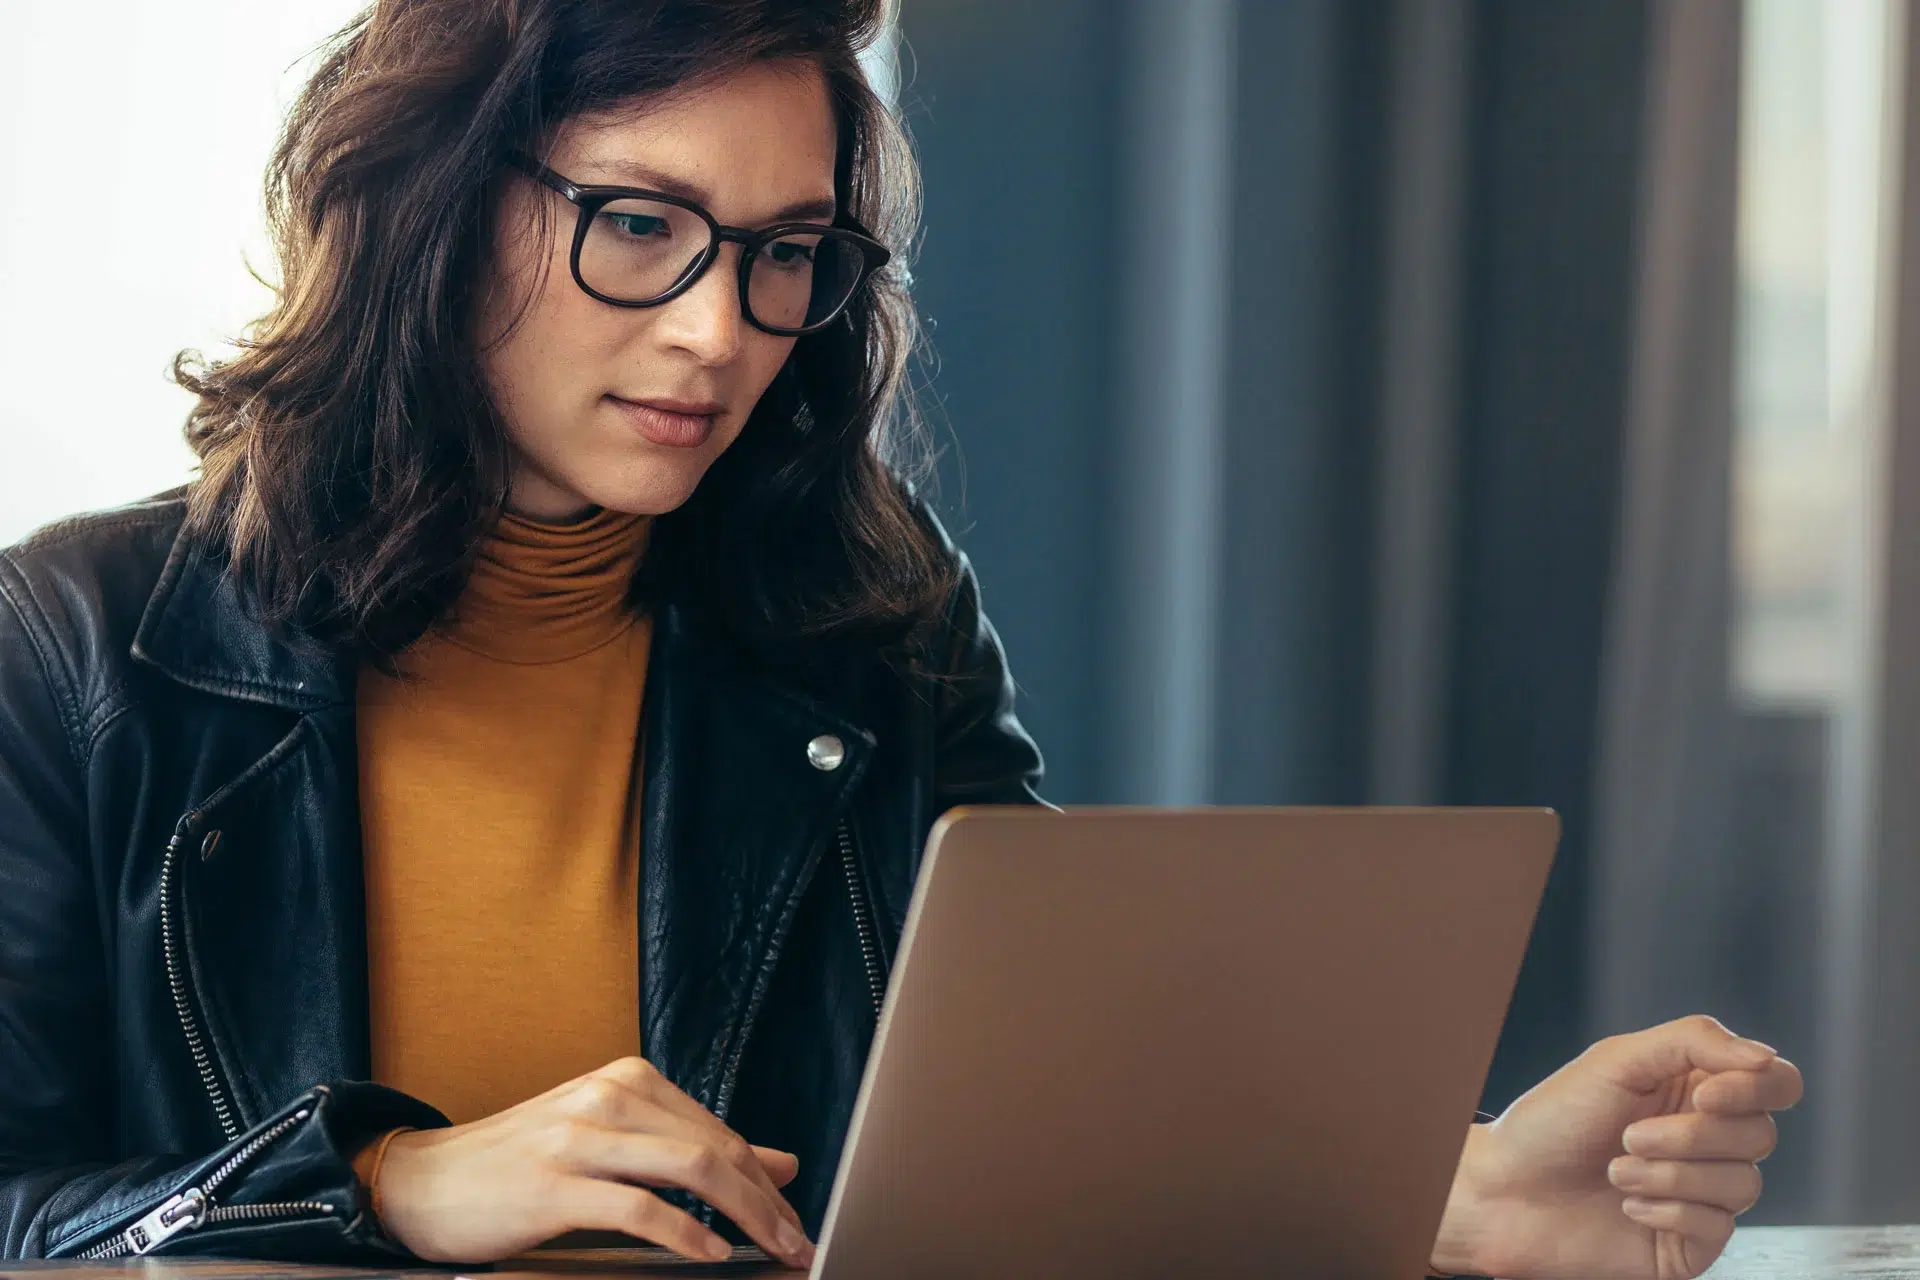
[{"xmin": 178, "ymin": 0, "xmax": 951, "ymax": 667}]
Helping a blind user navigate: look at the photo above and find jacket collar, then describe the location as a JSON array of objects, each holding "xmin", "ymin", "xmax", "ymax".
[{"xmin": 130, "ymin": 521, "xmax": 353, "ymax": 710}]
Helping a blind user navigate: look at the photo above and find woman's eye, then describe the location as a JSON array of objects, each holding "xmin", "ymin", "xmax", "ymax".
[
  {"xmin": 768, "ymin": 241, "xmax": 817, "ymax": 266},
  {"xmin": 606, "ymin": 213, "xmax": 670, "ymax": 239}
]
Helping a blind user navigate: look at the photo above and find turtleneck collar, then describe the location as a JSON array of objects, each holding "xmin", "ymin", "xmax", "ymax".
[{"xmin": 437, "ymin": 507, "xmax": 653, "ymax": 664}]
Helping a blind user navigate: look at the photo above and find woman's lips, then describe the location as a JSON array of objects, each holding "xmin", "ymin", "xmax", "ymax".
[{"xmin": 607, "ymin": 395, "xmax": 718, "ymax": 448}]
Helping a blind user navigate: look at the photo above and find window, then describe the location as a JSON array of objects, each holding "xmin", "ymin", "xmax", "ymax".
[
  {"xmin": 1733, "ymin": 0, "xmax": 1900, "ymax": 709},
  {"xmin": 1729, "ymin": 0, "xmax": 1908, "ymax": 1215},
  {"xmin": 0, "ymin": 1, "xmax": 371, "ymax": 546}
]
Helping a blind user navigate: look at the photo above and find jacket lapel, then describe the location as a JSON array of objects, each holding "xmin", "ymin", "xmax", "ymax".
[
  {"xmin": 638, "ymin": 604, "xmax": 874, "ymax": 1118},
  {"xmin": 130, "ymin": 525, "xmax": 371, "ymax": 1125}
]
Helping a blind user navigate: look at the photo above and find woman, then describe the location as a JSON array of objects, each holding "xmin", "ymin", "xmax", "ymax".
[{"xmin": 0, "ymin": 0, "xmax": 1799, "ymax": 1275}]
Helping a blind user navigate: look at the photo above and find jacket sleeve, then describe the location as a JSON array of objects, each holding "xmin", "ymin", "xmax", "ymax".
[
  {"xmin": 0, "ymin": 574, "xmax": 447, "ymax": 1263},
  {"xmin": 928, "ymin": 541, "xmax": 1051, "ymax": 812}
]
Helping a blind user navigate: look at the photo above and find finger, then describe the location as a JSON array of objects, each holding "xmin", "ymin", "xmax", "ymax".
[
  {"xmin": 1620, "ymin": 1197, "xmax": 1736, "ymax": 1276},
  {"xmin": 1609, "ymin": 1157, "xmax": 1764, "ymax": 1215},
  {"xmin": 1624, "ymin": 1111, "xmax": 1777, "ymax": 1162},
  {"xmin": 612, "ymin": 1109, "xmax": 803, "ymax": 1236},
  {"xmin": 752, "ymin": 1145, "xmax": 801, "ymax": 1187},
  {"xmin": 589, "ymin": 1061, "xmax": 804, "ymax": 1202},
  {"xmin": 576, "ymin": 1062, "xmax": 806, "ymax": 1234},
  {"xmin": 563, "ymin": 1176, "xmax": 733, "ymax": 1263},
  {"xmin": 573, "ymin": 1129, "xmax": 814, "ymax": 1268},
  {"xmin": 1691, "ymin": 1058, "xmax": 1804, "ymax": 1115},
  {"xmin": 1586, "ymin": 1015, "xmax": 1777, "ymax": 1093}
]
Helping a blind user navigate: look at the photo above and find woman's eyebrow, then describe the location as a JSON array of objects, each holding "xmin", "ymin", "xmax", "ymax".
[{"xmin": 585, "ymin": 158, "xmax": 838, "ymax": 223}]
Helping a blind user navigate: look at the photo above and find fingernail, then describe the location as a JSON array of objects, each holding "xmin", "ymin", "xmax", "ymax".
[
  {"xmin": 1608, "ymin": 1156, "xmax": 1641, "ymax": 1189},
  {"xmin": 1736, "ymin": 1038, "xmax": 1776, "ymax": 1064},
  {"xmin": 1620, "ymin": 1189, "xmax": 1666, "ymax": 1220},
  {"xmin": 776, "ymin": 1220, "xmax": 812, "ymax": 1262},
  {"xmin": 703, "ymin": 1235, "xmax": 732, "ymax": 1261}
]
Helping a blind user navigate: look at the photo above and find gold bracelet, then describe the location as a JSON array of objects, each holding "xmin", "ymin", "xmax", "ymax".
[{"xmin": 362, "ymin": 1126, "xmax": 417, "ymax": 1223}]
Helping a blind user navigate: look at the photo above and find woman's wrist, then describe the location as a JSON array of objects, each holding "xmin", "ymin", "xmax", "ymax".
[
  {"xmin": 351, "ymin": 1126, "xmax": 417, "ymax": 1224},
  {"xmin": 1429, "ymin": 1122, "xmax": 1495, "ymax": 1278}
]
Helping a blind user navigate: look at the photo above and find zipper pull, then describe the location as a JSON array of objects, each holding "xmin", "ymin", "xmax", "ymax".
[{"xmin": 119, "ymin": 1187, "xmax": 208, "ymax": 1255}]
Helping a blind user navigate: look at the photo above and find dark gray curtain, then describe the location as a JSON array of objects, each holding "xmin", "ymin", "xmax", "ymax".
[{"xmin": 902, "ymin": 0, "xmax": 1648, "ymax": 1141}]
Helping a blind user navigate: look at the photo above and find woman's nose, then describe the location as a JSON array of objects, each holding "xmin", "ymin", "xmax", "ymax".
[{"xmin": 656, "ymin": 244, "xmax": 747, "ymax": 366}]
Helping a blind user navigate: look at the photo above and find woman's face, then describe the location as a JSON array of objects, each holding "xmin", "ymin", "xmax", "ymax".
[{"xmin": 478, "ymin": 59, "xmax": 839, "ymax": 522}]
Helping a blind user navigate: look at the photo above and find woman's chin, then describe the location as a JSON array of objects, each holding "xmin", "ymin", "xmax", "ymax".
[
  {"xmin": 507, "ymin": 447, "xmax": 716, "ymax": 523},
  {"xmin": 569, "ymin": 464, "xmax": 710, "ymax": 520}
]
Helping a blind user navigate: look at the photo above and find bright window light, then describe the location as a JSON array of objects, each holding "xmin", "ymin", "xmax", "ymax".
[{"xmin": 0, "ymin": 1, "xmax": 367, "ymax": 546}]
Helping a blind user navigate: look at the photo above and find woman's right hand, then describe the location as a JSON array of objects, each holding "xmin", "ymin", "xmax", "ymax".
[{"xmin": 372, "ymin": 1056, "xmax": 815, "ymax": 1267}]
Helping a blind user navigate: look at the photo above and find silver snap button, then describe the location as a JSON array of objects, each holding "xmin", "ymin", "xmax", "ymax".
[{"xmin": 807, "ymin": 734, "xmax": 846, "ymax": 771}]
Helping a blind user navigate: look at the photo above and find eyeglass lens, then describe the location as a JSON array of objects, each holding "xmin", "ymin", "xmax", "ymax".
[{"xmin": 579, "ymin": 197, "xmax": 866, "ymax": 330}]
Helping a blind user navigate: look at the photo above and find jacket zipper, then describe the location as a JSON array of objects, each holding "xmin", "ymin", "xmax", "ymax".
[
  {"xmin": 711, "ymin": 816, "xmax": 884, "ymax": 1126},
  {"xmin": 665, "ymin": 815, "xmax": 888, "ymax": 1232},
  {"xmin": 159, "ymin": 814, "xmax": 243, "ymax": 1144},
  {"xmin": 75, "ymin": 1107, "xmax": 333, "ymax": 1260},
  {"xmin": 836, "ymin": 819, "xmax": 887, "ymax": 1017}
]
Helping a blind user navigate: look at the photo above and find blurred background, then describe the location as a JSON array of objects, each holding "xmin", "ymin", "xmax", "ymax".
[{"xmin": 4, "ymin": 0, "xmax": 1917, "ymax": 1227}]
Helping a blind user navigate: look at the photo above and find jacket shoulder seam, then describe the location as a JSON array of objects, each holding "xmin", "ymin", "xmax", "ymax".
[
  {"xmin": 0, "ymin": 566, "xmax": 88, "ymax": 774},
  {"xmin": 82, "ymin": 693, "xmax": 133, "ymax": 758},
  {"xmin": 7, "ymin": 507, "xmax": 184, "ymax": 555},
  {"xmin": 0, "ymin": 507, "xmax": 182, "ymax": 751}
]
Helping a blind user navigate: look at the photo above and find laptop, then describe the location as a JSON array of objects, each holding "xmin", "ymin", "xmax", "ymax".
[{"xmin": 809, "ymin": 806, "xmax": 1558, "ymax": 1280}]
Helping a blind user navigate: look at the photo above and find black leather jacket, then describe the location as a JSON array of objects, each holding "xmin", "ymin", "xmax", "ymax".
[{"xmin": 0, "ymin": 491, "xmax": 1044, "ymax": 1262}]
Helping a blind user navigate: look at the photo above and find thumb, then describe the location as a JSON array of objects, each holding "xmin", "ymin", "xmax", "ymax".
[
  {"xmin": 752, "ymin": 1145, "xmax": 800, "ymax": 1187},
  {"xmin": 1587, "ymin": 1015, "xmax": 1776, "ymax": 1092}
]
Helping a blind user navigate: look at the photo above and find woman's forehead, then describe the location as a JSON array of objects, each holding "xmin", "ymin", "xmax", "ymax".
[{"xmin": 557, "ymin": 61, "xmax": 839, "ymax": 223}]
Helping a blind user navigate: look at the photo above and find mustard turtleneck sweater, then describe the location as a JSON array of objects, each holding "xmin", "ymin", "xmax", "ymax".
[{"xmin": 356, "ymin": 507, "xmax": 653, "ymax": 1126}]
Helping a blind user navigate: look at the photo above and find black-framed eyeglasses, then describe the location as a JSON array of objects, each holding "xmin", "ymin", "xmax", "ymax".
[{"xmin": 507, "ymin": 152, "xmax": 891, "ymax": 336}]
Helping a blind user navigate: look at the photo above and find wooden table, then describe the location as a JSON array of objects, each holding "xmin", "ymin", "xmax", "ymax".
[{"xmin": 5, "ymin": 1228, "xmax": 1919, "ymax": 1278}]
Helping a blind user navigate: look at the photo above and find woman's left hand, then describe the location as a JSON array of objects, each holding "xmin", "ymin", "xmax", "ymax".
[{"xmin": 1430, "ymin": 1014, "xmax": 1804, "ymax": 1280}]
